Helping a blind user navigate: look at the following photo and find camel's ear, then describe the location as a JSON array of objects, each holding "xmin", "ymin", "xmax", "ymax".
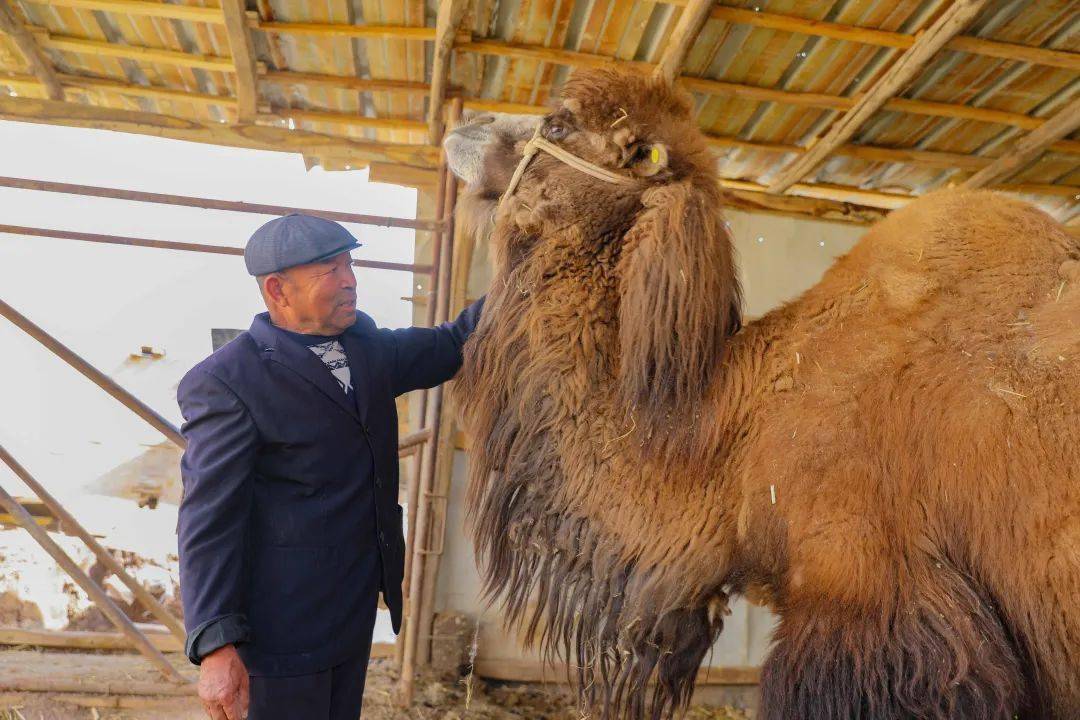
[{"xmin": 617, "ymin": 180, "xmax": 741, "ymax": 443}]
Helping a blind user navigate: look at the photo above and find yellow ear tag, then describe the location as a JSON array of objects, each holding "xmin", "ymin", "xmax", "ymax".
[{"xmin": 650, "ymin": 146, "xmax": 661, "ymax": 164}]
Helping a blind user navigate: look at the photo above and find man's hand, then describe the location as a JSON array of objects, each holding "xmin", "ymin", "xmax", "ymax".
[{"xmin": 198, "ymin": 644, "xmax": 249, "ymax": 720}]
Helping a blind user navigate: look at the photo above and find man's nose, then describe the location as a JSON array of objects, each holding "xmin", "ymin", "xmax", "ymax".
[{"xmin": 341, "ymin": 264, "xmax": 357, "ymax": 288}]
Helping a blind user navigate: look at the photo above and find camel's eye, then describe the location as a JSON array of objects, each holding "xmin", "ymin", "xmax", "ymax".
[{"xmin": 543, "ymin": 119, "xmax": 571, "ymax": 142}]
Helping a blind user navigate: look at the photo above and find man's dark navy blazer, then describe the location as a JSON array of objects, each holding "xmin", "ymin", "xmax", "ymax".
[{"xmin": 176, "ymin": 302, "xmax": 482, "ymax": 676}]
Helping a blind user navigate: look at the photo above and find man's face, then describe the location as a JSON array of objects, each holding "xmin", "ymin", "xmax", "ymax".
[{"xmin": 275, "ymin": 252, "xmax": 358, "ymax": 334}]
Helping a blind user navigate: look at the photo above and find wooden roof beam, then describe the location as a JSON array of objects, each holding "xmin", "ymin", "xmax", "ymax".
[
  {"xmin": 0, "ymin": 93, "xmax": 439, "ymax": 168},
  {"xmin": 427, "ymin": 0, "xmax": 469, "ymax": 145},
  {"xmin": 252, "ymin": 20, "xmax": 436, "ymax": 41},
  {"xmin": 220, "ymin": 0, "xmax": 259, "ymax": 122},
  {"xmin": 0, "ymin": 1, "xmax": 63, "ymax": 100},
  {"xmin": 702, "ymin": 4, "xmax": 1079, "ymax": 72},
  {"xmin": 654, "ymin": 0, "xmax": 715, "ymax": 84},
  {"xmin": 23, "ymin": 0, "xmax": 224, "ymax": 24},
  {"xmin": 35, "ymin": 29, "xmax": 237, "ymax": 73},
  {"xmin": 767, "ymin": 0, "xmax": 990, "ymax": 194},
  {"xmin": 267, "ymin": 107, "xmax": 428, "ymax": 133},
  {"xmin": 962, "ymin": 94, "xmax": 1080, "ymax": 189}
]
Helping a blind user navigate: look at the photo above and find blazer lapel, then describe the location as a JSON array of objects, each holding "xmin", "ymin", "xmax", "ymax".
[
  {"xmin": 340, "ymin": 327, "xmax": 372, "ymax": 425},
  {"xmin": 249, "ymin": 313, "xmax": 361, "ymax": 424}
]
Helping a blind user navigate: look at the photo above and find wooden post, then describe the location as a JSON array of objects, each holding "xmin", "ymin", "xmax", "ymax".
[
  {"xmin": 219, "ymin": 0, "xmax": 259, "ymax": 122},
  {"xmin": 427, "ymin": 0, "xmax": 469, "ymax": 145},
  {"xmin": 767, "ymin": 0, "xmax": 991, "ymax": 194},
  {"xmin": 653, "ymin": 0, "xmax": 714, "ymax": 84},
  {"xmin": 398, "ymin": 99, "xmax": 461, "ymax": 704},
  {"xmin": 0, "ymin": 445, "xmax": 187, "ymax": 641},
  {"xmin": 0, "ymin": 469, "xmax": 188, "ymax": 684},
  {"xmin": 0, "ymin": 0, "xmax": 64, "ymax": 100},
  {"xmin": 962, "ymin": 94, "xmax": 1080, "ymax": 189}
]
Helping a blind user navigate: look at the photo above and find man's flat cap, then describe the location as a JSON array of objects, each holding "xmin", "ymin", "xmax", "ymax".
[{"xmin": 244, "ymin": 213, "xmax": 361, "ymax": 276}]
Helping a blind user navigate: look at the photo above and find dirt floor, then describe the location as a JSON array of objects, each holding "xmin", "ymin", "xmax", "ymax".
[{"xmin": 0, "ymin": 653, "xmax": 750, "ymax": 720}]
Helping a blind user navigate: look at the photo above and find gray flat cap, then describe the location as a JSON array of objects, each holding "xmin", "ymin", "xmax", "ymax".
[{"xmin": 244, "ymin": 213, "xmax": 361, "ymax": 276}]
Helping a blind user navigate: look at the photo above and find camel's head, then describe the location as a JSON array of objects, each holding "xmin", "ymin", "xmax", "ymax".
[{"xmin": 446, "ymin": 68, "xmax": 741, "ymax": 442}]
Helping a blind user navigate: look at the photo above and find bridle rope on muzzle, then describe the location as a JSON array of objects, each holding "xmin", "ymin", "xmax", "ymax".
[{"xmin": 499, "ymin": 124, "xmax": 639, "ymax": 210}]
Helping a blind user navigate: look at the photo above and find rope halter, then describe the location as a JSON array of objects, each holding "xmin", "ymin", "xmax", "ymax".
[{"xmin": 498, "ymin": 124, "xmax": 640, "ymax": 211}]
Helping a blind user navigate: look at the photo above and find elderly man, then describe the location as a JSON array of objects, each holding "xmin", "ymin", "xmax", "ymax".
[{"xmin": 177, "ymin": 213, "xmax": 483, "ymax": 720}]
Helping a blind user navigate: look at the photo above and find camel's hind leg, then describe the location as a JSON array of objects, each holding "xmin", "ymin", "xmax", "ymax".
[{"xmin": 758, "ymin": 571, "xmax": 1029, "ymax": 720}]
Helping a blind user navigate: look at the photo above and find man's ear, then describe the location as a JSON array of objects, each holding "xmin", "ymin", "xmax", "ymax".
[{"xmin": 263, "ymin": 273, "xmax": 289, "ymax": 308}]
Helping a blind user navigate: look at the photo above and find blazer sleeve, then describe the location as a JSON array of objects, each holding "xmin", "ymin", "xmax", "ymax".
[
  {"xmin": 387, "ymin": 296, "xmax": 486, "ymax": 396},
  {"xmin": 176, "ymin": 368, "xmax": 258, "ymax": 664}
]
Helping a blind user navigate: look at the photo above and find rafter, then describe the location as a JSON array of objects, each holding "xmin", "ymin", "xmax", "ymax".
[
  {"xmin": 0, "ymin": 93, "xmax": 439, "ymax": 168},
  {"xmin": 0, "ymin": 1, "xmax": 63, "ymax": 100},
  {"xmin": 252, "ymin": 20, "xmax": 436, "ymax": 41},
  {"xmin": 702, "ymin": 4, "xmax": 1079, "ymax": 72},
  {"xmin": 766, "ymin": 0, "xmax": 991, "ymax": 194},
  {"xmin": 36, "ymin": 29, "xmax": 236, "ymax": 73},
  {"xmin": 219, "ymin": 0, "xmax": 259, "ymax": 122},
  {"xmin": 23, "ymin": 0, "xmax": 224, "ymax": 24},
  {"xmin": 654, "ymin": 0, "xmax": 714, "ymax": 84},
  {"xmin": 427, "ymin": 0, "xmax": 469, "ymax": 145},
  {"xmin": 962, "ymin": 94, "xmax": 1080, "ymax": 189}
]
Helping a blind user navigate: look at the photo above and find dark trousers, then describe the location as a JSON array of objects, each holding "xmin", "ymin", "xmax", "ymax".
[{"xmin": 249, "ymin": 643, "xmax": 374, "ymax": 720}]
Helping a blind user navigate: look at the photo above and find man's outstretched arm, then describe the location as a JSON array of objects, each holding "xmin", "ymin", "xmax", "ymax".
[{"xmin": 387, "ymin": 296, "xmax": 486, "ymax": 395}]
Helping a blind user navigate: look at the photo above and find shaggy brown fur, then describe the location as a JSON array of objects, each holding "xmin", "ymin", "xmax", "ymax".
[{"xmin": 447, "ymin": 68, "xmax": 1080, "ymax": 720}]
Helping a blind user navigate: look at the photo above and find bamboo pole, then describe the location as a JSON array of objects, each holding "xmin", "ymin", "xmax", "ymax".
[
  {"xmin": 0, "ymin": 446, "xmax": 186, "ymax": 641},
  {"xmin": 0, "ymin": 1, "xmax": 63, "ymax": 100},
  {"xmin": 0, "ymin": 224, "xmax": 432, "ymax": 273},
  {"xmin": 0, "ymin": 297, "xmax": 186, "ymax": 448},
  {"xmin": 268, "ymin": 107, "xmax": 427, "ymax": 133},
  {"xmin": 0, "ymin": 466, "xmax": 188, "ymax": 683},
  {"xmin": 253, "ymin": 21, "xmax": 436, "ymax": 41},
  {"xmin": 767, "ymin": 0, "xmax": 991, "ymax": 193},
  {"xmin": 0, "ymin": 176, "xmax": 440, "ymax": 231}
]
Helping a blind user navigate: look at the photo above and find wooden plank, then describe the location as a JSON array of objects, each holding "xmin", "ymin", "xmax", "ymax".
[
  {"xmin": 427, "ymin": 0, "xmax": 468, "ymax": 144},
  {"xmin": 219, "ymin": 0, "xmax": 259, "ymax": 122},
  {"xmin": 704, "ymin": 5, "xmax": 1079, "ymax": 72},
  {"xmin": 253, "ymin": 20, "xmax": 436, "ymax": 41},
  {"xmin": 369, "ymin": 162, "xmax": 439, "ymax": 190},
  {"xmin": 0, "ymin": 1, "xmax": 63, "ymax": 99},
  {"xmin": 963, "ymin": 94, "xmax": 1080, "ymax": 188},
  {"xmin": 23, "ymin": 0, "xmax": 223, "ymax": 24},
  {"xmin": 0, "ymin": 94, "xmax": 440, "ymax": 168},
  {"xmin": 0, "ymin": 627, "xmax": 181, "ymax": 653},
  {"xmin": 269, "ymin": 108, "xmax": 427, "ymax": 133},
  {"xmin": 654, "ymin": 0, "xmax": 714, "ymax": 83},
  {"xmin": 37, "ymin": 30, "xmax": 236, "ymax": 73},
  {"xmin": 264, "ymin": 70, "xmax": 435, "ymax": 95},
  {"xmin": 0, "ymin": 475, "xmax": 187, "ymax": 684},
  {"xmin": 767, "ymin": 0, "xmax": 991, "ymax": 193},
  {"xmin": 0, "ymin": 446, "xmax": 186, "ymax": 641}
]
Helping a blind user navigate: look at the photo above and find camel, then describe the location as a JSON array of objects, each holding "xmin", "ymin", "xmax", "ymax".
[{"xmin": 442, "ymin": 68, "xmax": 1080, "ymax": 720}]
